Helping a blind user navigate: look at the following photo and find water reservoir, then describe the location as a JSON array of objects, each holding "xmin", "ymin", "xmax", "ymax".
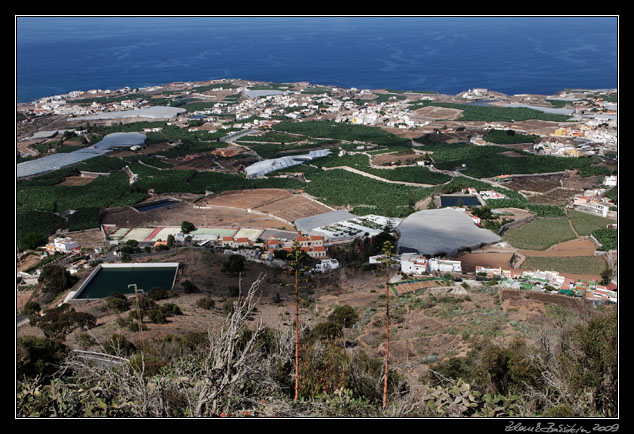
[
  {"xmin": 69, "ymin": 263, "xmax": 179, "ymax": 300},
  {"xmin": 440, "ymin": 195, "xmax": 482, "ymax": 208},
  {"xmin": 133, "ymin": 199, "xmax": 178, "ymax": 212}
]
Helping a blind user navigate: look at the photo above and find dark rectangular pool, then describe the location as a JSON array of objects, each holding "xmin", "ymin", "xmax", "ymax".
[
  {"xmin": 133, "ymin": 200, "xmax": 177, "ymax": 212},
  {"xmin": 440, "ymin": 195, "xmax": 481, "ymax": 208},
  {"xmin": 72, "ymin": 263, "xmax": 179, "ymax": 300}
]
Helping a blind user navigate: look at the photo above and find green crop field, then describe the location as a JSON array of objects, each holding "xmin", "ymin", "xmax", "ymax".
[
  {"xmin": 303, "ymin": 169, "xmax": 434, "ymax": 217},
  {"xmin": 502, "ymin": 217, "xmax": 577, "ymax": 250},
  {"xmin": 568, "ymin": 210, "xmax": 617, "ymax": 236},
  {"xmin": 522, "ymin": 256, "xmax": 607, "ymax": 275}
]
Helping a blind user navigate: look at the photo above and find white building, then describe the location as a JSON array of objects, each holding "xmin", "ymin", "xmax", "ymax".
[
  {"xmin": 46, "ymin": 237, "xmax": 80, "ymax": 254},
  {"xmin": 400, "ymin": 255, "xmax": 429, "ymax": 275},
  {"xmin": 314, "ymin": 258, "xmax": 340, "ymax": 273},
  {"xmin": 428, "ymin": 258, "xmax": 462, "ymax": 274},
  {"xmin": 603, "ymin": 175, "xmax": 617, "ymax": 187}
]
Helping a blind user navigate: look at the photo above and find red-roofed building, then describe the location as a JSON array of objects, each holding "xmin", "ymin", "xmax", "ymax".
[{"xmin": 235, "ymin": 237, "xmax": 250, "ymax": 247}]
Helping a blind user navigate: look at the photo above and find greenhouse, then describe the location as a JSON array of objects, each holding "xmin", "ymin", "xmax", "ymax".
[{"xmin": 396, "ymin": 208, "xmax": 501, "ymax": 256}]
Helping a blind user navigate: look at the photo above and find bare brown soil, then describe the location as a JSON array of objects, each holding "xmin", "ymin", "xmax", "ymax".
[
  {"xmin": 413, "ymin": 106, "xmax": 463, "ymax": 120},
  {"xmin": 562, "ymin": 172, "xmax": 605, "ymax": 190},
  {"xmin": 517, "ymin": 238, "xmax": 597, "ymax": 257},
  {"xmin": 100, "ymin": 200, "xmax": 294, "ymax": 230},
  {"xmin": 458, "ymin": 252, "xmax": 515, "ymax": 273},
  {"xmin": 200, "ymin": 189, "xmax": 293, "ymax": 209},
  {"xmin": 199, "ymin": 189, "xmax": 332, "ymax": 223},
  {"xmin": 371, "ymin": 151, "xmax": 422, "ymax": 166},
  {"xmin": 56, "ymin": 176, "xmax": 95, "ymax": 186},
  {"xmin": 505, "ymin": 173, "xmax": 564, "ymax": 193}
]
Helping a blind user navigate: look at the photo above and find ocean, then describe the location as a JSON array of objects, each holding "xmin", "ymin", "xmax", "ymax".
[{"xmin": 16, "ymin": 16, "xmax": 618, "ymax": 103}]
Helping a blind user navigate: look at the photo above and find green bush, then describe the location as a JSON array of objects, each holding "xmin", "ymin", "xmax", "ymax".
[
  {"xmin": 196, "ymin": 297, "xmax": 215, "ymax": 310},
  {"xmin": 160, "ymin": 303, "xmax": 183, "ymax": 316},
  {"xmin": 147, "ymin": 309, "xmax": 167, "ymax": 324},
  {"xmin": 31, "ymin": 304, "xmax": 97, "ymax": 339},
  {"xmin": 21, "ymin": 301, "xmax": 41, "ymax": 317},
  {"xmin": 328, "ymin": 305, "xmax": 359, "ymax": 328},
  {"xmin": 147, "ymin": 287, "xmax": 169, "ymax": 301},
  {"xmin": 309, "ymin": 321, "xmax": 344, "ymax": 343},
  {"xmin": 107, "ymin": 293, "xmax": 130, "ymax": 313},
  {"xmin": 17, "ymin": 336, "xmax": 69, "ymax": 380},
  {"xmin": 181, "ymin": 280, "xmax": 200, "ymax": 294}
]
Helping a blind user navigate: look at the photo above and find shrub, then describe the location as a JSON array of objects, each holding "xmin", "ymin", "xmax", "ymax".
[
  {"xmin": 147, "ymin": 287, "xmax": 169, "ymax": 301},
  {"xmin": 328, "ymin": 305, "xmax": 359, "ymax": 328},
  {"xmin": 32, "ymin": 304, "xmax": 97, "ymax": 339},
  {"xmin": 196, "ymin": 297, "xmax": 215, "ymax": 310},
  {"xmin": 107, "ymin": 293, "xmax": 130, "ymax": 313},
  {"xmin": 103, "ymin": 334, "xmax": 137, "ymax": 356},
  {"xmin": 561, "ymin": 310, "xmax": 617, "ymax": 416},
  {"xmin": 38, "ymin": 265, "xmax": 78, "ymax": 296},
  {"xmin": 146, "ymin": 309, "xmax": 167, "ymax": 324},
  {"xmin": 222, "ymin": 254, "xmax": 245, "ymax": 273},
  {"xmin": 160, "ymin": 303, "xmax": 183, "ymax": 316},
  {"xmin": 21, "ymin": 301, "xmax": 41, "ymax": 317},
  {"xmin": 223, "ymin": 299, "xmax": 236, "ymax": 315},
  {"xmin": 309, "ymin": 321, "xmax": 344, "ymax": 343},
  {"xmin": 181, "ymin": 280, "xmax": 200, "ymax": 294},
  {"xmin": 17, "ymin": 336, "xmax": 69, "ymax": 380}
]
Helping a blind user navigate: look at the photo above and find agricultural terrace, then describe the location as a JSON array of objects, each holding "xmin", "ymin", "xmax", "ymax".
[
  {"xmin": 309, "ymin": 152, "xmax": 452, "ymax": 185},
  {"xmin": 302, "ymin": 168, "xmax": 434, "ymax": 217},
  {"xmin": 16, "ymin": 151, "xmax": 303, "ymax": 244},
  {"xmin": 407, "ymin": 101, "xmax": 573, "ymax": 122},
  {"xmin": 521, "ymin": 256, "xmax": 607, "ymax": 277},
  {"xmin": 414, "ymin": 137, "xmax": 606, "ymax": 179},
  {"xmin": 568, "ymin": 210, "xmax": 617, "ymax": 236},
  {"xmin": 272, "ymin": 120, "xmax": 411, "ymax": 146},
  {"xmin": 501, "ymin": 217, "xmax": 577, "ymax": 251},
  {"xmin": 198, "ymin": 189, "xmax": 333, "ymax": 223}
]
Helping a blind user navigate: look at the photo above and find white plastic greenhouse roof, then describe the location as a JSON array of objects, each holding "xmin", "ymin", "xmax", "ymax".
[{"xmin": 244, "ymin": 149, "xmax": 331, "ymax": 177}]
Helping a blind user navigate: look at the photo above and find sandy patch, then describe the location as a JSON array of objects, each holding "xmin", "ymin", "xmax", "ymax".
[
  {"xmin": 413, "ymin": 106, "xmax": 463, "ymax": 120},
  {"xmin": 517, "ymin": 238, "xmax": 597, "ymax": 257}
]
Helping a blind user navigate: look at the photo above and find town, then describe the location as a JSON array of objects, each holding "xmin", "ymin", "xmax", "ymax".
[{"xmin": 16, "ymin": 77, "xmax": 618, "ymax": 418}]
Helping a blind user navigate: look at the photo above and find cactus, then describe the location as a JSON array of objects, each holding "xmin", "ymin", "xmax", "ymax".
[
  {"xmin": 475, "ymin": 393, "xmax": 520, "ymax": 417},
  {"xmin": 424, "ymin": 379, "xmax": 480, "ymax": 417}
]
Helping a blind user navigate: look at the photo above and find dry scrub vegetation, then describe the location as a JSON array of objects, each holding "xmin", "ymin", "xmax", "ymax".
[{"xmin": 17, "ymin": 249, "xmax": 617, "ymax": 418}]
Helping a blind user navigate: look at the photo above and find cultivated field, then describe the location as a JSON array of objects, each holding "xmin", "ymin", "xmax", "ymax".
[
  {"xmin": 371, "ymin": 150, "xmax": 425, "ymax": 166},
  {"xmin": 199, "ymin": 189, "xmax": 333, "ymax": 223},
  {"xmin": 502, "ymin": 217, "xmax": 577, "ymax": 250},
  {"xmin": 200, "ymin": 189, "xmax": 293, "ymax": 209},
  {"xmin": 100, "ymin": 199, "xmax": 294, "ymax": 230},
  {"xmin": 255, "ymin": 194, "xmax": 333, "ymax": 222},
  {"xmin": 521, "ymin": 256, "xmax": 606, "ymax": 277},
  {"xmin": 517, "ymin": 238, "xmax": 598, "ymax": 257},
  {"xmin": 504, "ymin": 173, "xmax": 563, "ymax": 193},
  {"xmin": 56, "ymin": 176, "xmax": 96, "ymax": 186},
  {"xmin": 413, "ymin": 106, "xmax": 463, "ymax": 120}
]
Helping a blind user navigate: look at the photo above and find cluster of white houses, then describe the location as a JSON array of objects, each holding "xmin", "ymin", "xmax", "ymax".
[
  {"xmin": 573, "ymin": 179, "xmax": 617, "ymax": 218},
  {"xmin": 370, "ymin": 253, "xmax": 463, "ymax": 275}
]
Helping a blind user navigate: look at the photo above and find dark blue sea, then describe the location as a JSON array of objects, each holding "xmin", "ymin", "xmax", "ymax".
[{"xmin": 16, "ymin": 16, "xmax": 618, "ymax": 103}]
